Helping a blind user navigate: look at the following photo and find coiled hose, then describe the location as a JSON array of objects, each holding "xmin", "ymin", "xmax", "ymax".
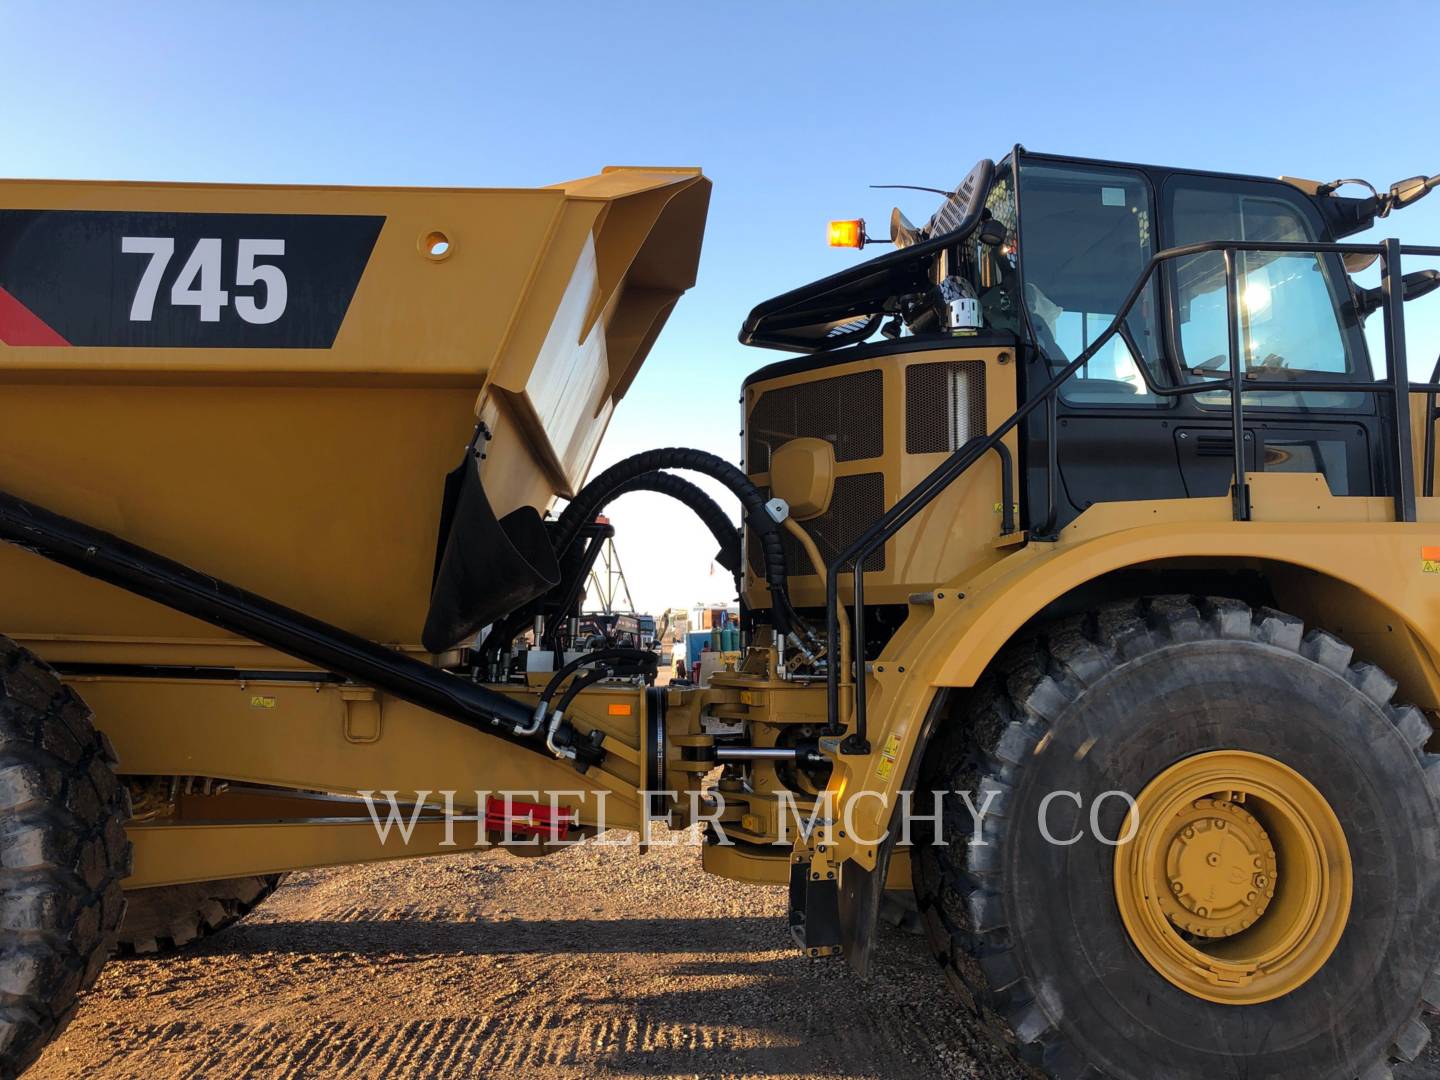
[
  {"xmin": 549, "ymin": 448, "xmax": 806, "ymax": 640},
  {"xmin": 480, "ymin": 468, "xmax": 746, "ymax": 662},
  {"xmin": 587, "ymin": 470, "xmax": 743, "ymax": 583}
]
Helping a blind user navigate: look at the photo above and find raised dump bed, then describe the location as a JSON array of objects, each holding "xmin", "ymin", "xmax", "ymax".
[{"xmin": 0, "ymin": 167, "xmax": 709, "ymax": 661}]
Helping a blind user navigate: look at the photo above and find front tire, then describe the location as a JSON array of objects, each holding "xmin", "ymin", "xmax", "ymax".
[
  {"xmin": 0, "ymin": 639, "xmax": 130, "ymax": 1080},
  {"xmin": 914, "ymin": 597, "xmax": 1440, "ymax": 1080}
]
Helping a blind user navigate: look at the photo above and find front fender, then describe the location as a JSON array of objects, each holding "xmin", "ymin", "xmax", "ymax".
[{"xmin": 826, "ymin": 486, "xmax": 1440, "ymax": 885}]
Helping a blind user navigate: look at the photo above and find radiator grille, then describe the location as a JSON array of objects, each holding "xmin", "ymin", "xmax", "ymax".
[
  {"xmin": 748, "ymin": 472, "xmax": 886, "ymax": 577},
  {"xmin": 746, "ymin": 370, "xmax": 883, "ymax": 473},
  {"xmin": 905, "ymin": 360, "xmax": 986, "ymax": 454}
]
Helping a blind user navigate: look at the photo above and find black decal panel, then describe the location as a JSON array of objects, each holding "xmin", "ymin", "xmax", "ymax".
[{"xmin": 0, "ymin": 210, "xmax": 383, "ymax": 348}]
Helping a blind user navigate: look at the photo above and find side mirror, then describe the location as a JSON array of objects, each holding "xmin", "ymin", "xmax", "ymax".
[
  {"xmin": 1388, "ymin": 174, "xmax": 1439, "ymax": 212},
  {"xmin": 1406, "ymin": 268, "xmax": 1440, "ymax": 303},
  {"xmin": 1353, "ymin": 269, "xmax": 1440, "ymax": 318},
  {"xmin": 890, "ymin": 207, "xmax": 922, "ymax": 249}
]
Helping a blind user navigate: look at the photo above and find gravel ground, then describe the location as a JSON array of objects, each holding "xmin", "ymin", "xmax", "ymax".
[{"xmin": 27, "ymin": 838, "xmax": 1440, "ymax": 1079}]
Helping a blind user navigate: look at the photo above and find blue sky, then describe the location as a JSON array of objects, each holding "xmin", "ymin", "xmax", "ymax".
[{"xmin": 3, "ymin": 1, "xmax": 1438, "ymax": 616}]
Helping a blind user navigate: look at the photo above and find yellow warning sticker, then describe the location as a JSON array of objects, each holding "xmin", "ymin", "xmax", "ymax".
[
  {"xmin": 1423, "ymin": 547, "xmax": 1440, "ymax": 574},
  {"xmin": 249, "ymin": 695, "xmax": 278, "ymax": 710},
  {"xmin": 875, "ymin": 733, "xmax": 902, "ymax": 782}
]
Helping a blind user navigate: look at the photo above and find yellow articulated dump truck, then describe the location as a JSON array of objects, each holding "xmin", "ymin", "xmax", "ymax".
[{"xmin": 1, "ymin": 152, "xmax": 1439, "ymax": 1078}]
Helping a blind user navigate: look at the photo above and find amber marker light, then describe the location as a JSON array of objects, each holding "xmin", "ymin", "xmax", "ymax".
[{"xmin": 828, "ymin": 219, "xmax": 865, "ymax": 248}]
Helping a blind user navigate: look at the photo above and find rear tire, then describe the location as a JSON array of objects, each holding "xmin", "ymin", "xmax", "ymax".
[
  {"xmin": 0, "ymin": 638, "xmax": 130, "ymax": 1080},
  {"xmin": 116, "ymin": 875, "xmax": 285, "ymax": 956},
  {"xmin": 913, "ymin": 596, "xmax": 1440, "ymax": 1080}
]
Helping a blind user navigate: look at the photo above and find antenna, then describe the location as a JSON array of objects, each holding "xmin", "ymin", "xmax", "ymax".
[{"xmin": 870, "ymin": 184, "xmax": 952, "ymax": 195}]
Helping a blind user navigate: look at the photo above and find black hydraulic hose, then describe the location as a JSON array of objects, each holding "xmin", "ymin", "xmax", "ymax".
[
  {"xmin": 554, "ymin": 665, "xmax": 616, "ymax": 720},
  {"xmin": 537, "ymin": 521, "xmax": 613, "ymax": 654},
  {"xmin": 548, "ymin": 660, "xmax": 654, "ymax": 763},
  {"xmin": 0, "ymin": 488, "xmax": 537, "ymax": 734},
  {"xmin": 533, "ymin": 649, "xmax": 656, "ymax": 753},
  {"xmin": 527, "ymin": 472, "xmax": 742, "ymax": 656},
  {"xmin": 550, "ymin": 448, "xmax": 803, "ymax": 639},
  {"xmin": 587, "ymin": 471, "xmax": 743, "ymax": 576},
  {"xmin": 540, "ymin": 648, "xmax": 655, "ymax": 710},
  {"xmin": 481, "ymin": 464, "xmax": 758, "ymax": 663}
]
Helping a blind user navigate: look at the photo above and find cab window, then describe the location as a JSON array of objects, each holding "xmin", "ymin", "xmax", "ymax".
[
  {"xmin": 1017, "ymin": 162, "xmax": 1165, "ymax": 405},
  {"xmin": 1164, "ymin": 177, "xmax": 1369, "ymax": 409}
]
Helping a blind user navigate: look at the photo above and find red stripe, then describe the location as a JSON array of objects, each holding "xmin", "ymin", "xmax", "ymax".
[{"xmin": 0, "ymin": 286, "xmax": 69, "ymax": 347}]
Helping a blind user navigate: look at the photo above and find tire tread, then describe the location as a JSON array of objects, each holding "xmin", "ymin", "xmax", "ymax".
[
  {"xmin": 0, "ymin": 638, "xmax": 129, "ymax": 1080},
  {"xmin": 913, "ymin": 595, "xmax": 1439, "ymax": 1080}
]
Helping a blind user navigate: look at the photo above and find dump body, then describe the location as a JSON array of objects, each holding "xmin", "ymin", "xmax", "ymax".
[{"xmin": 0, "ymin": 168, "xmax": 709, "ymax": 658}]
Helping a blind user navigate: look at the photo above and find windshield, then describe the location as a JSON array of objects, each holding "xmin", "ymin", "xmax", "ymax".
[{"xmin": 1017, "ymin": 161, "xmax": 1165, "ymax": 405}]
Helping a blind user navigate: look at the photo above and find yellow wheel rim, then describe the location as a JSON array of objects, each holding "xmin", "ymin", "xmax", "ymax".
[{"xmin": 1113, "ymin": 750, "xmax": 1352, "ymax": 1005}]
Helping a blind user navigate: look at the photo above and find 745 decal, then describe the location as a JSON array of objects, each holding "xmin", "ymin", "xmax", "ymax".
[
  {"xmin": 122, "ymin": 236, "xmax": 287, "ymax": 325},
  {"xmin": 0, "ymin": 209, "xmax": 383, "ymax": 348}
]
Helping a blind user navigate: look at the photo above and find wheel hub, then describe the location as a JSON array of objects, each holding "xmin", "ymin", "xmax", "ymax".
[
  {"xmin": 1113, "ymin": 751, "xmax": 1352, "ymax": 1005},
  {"xmin": 1157, "ymin": 797, "xmax": 1278, "ymax": 938}
]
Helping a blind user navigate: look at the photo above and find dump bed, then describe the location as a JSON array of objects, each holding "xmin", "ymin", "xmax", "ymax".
[{"xmin": 0, "ymin": 168, "xmax": 709, "ymax": 659}]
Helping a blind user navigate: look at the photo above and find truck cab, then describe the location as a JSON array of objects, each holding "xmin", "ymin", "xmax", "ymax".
[
  {"xmin": 740, "ymin": 149, "xmax": 1423, "ymax": 593},
  {"xmin": 1006, "ymin": 151, "xmax": 1385, "ymax": 534}
]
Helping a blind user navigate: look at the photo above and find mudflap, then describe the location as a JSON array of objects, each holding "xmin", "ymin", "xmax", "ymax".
[
  {"xmin": 837, "ymin": 858, "xmax": 883, "ymax": 976},
  {"xmin": 789, "ymin": 855, "xmax": 843, "ymax": 958},
  {"xmin": 421, "ymin": 446, "xmax": 560, "ymax": 652},
  {"xmin": 833, "ymin": 689, "xmax": 951, "ymax": 978}
]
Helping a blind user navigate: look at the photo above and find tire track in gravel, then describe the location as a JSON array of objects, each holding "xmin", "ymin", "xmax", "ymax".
[{"xmin": 27, "ymin": 837, "xmax": 1440, "ymax": 1079}]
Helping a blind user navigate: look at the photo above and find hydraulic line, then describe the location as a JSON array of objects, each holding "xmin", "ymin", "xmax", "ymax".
[
  {"xmin": 549, "ymin": 447, "xmax": 806, "ymax": 640},
  {"xmin": 481, "ymin": 466, "xmax": 750, "ymax": 664},
  {"xmin": 540, "ymin": 648, "xmax": 655, "ymax": 708},
  {"xmin": 0, "ymin": 488, "xmax": 538, "ymax": 737},
  {"xmin": 582, "ymin": 470, "xmax": 743, "ymax": 578},
  {"xmin": 782, "ymin": 516, "xmax": 852, "ymax": 708},
  {"xmin": 522, "ymin": 648, "xmax": 657, "ymax": 757},
  {"xmin": 554, "ymin": 665, "xmax": 612, "ymax": 721},
  {"xmin": 547, "ymin": 666, "xmax": 612, "ymax": 759}
]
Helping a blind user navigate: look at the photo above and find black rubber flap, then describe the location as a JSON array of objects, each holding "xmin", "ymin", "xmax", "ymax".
[{"xmin": 421, "ymin": 457, "xmax": 560, "ymax": 653}]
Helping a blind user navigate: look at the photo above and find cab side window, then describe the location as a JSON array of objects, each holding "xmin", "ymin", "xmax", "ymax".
[{"xmin": 1165, "ymin": 179, "xmax": 1369, "ymax": 409}]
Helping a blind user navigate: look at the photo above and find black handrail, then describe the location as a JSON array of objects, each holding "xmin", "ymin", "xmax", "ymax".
[
  {"xmin": 993, "ymin": 440, "xmax": 1016, "ymax": 536},
  {"xmin": 1425, "ymin": 350, "xmax": 1440, "ymax": 498},
  {"xmin": 826, "ymin": 237, "xmax": 1440, "ymax": 752}
]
